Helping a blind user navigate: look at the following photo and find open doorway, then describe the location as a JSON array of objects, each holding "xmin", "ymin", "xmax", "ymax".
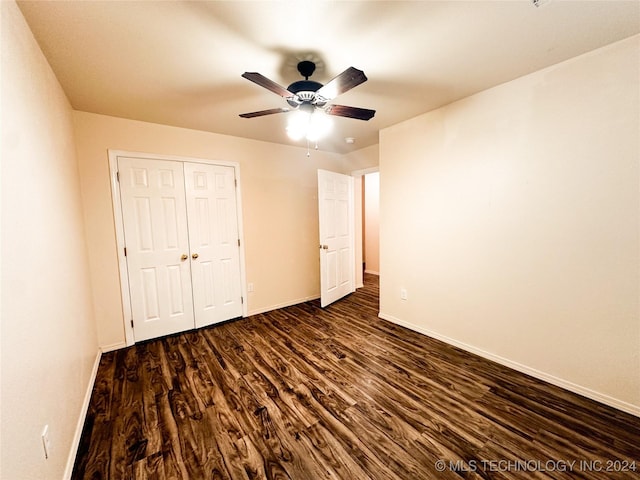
[
  {"xmin": 363, "ymin": 171, "xmax": 380, "ymax": 276},
  {"xmin": 353, "ymin": 168, "xmax": 379, "ymax": 288}
]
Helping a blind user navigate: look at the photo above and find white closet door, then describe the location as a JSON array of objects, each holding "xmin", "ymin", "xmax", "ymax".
[
  {"xmin": 318, "ymin": 169, "xmax": 355, "ymax": 307},
  {"xmin": 118, "ymin": 157, "xmax": 195, "ymax": 341},
  {"xmin": 184, "ymin": 163, "xmax": 243, "ymax": 328}
]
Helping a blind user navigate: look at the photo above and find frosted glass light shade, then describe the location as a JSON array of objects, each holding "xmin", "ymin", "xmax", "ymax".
[{"xmin": 286, "ymin": 110, "xmax": 332, "ymax": 141}]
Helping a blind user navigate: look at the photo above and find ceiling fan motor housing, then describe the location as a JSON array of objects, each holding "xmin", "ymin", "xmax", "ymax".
[
  {"xmin": 288, "ymin": 80, "xmax": 322, "ymax": 93},
  {"xmin": 287, "ymin": 80, "xmax": 326, "ymax": 108},
  {"xmin": 286, "ymin": 61, "xmax": 328, "ymax": 108}
]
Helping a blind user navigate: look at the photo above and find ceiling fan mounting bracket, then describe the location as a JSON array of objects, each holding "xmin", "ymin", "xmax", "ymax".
[{"xmin": 297, "ymin": 60, "xmax": 316, "ymax": 79}]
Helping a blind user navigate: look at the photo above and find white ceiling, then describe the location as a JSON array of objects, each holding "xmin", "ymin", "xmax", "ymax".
[{"xmin": 17, "ymin": 0, "xmax": 640, "ymax": 154}]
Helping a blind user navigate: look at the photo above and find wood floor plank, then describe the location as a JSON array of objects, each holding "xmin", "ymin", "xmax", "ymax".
[
  {"xmin": 246, "ymin": 402, "xmax": 334, "ymax": 480},
  {"xmin": 74, "ymin": 275, "xmax": 640, "ymax": 479},
  {"xmin": 109, "ymin": 347, "xmax": 146, "ymax": 479},
  {"xmin": 334, "ymin": 403, "xmax": 445, "ymax": 479},
  {"xmin": 89, "ymin": 352, "xmax": 117, "ymax": 420},
  {"xmin": 72, "ymin": 417, "xmax": 113, "ymax": 480},
  {"xmin": 249, "ymin": 314, "xmax": 361, "ymax": 405},
  {"xmin": 134, "ymin": 345, "xmax": 163, "ymax": 460},
  {"xmin": 234, "ymin": 433, "xmax": 289, "ymax": 480},
  {"xmin": 157, "ymin": 391, "xmax": 190, "ymax": 480},
  {"xmin": 202, "ymin": 407, "xmax": 251, "ymax": 480},
  {"xmin": 133, "ymin": 451, "xmax": 165, "ymax": 480},
  {"xmin": 294, "ymin": 383, "xmax": 405, "ymax": 480}
]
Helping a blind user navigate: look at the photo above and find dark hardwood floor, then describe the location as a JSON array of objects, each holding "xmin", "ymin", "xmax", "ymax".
[{"xmin": 73, "ymin": 275, "xmax": 640, "ymax": 479}]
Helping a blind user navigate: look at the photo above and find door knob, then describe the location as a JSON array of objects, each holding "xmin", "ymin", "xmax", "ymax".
[
  {"xmin": 180, "ymin": 254, "xmax": 188, "ymax": 261},
  {"xmin": 192, "ymin": 253, "xmax": 199, "ymax": 259},
  {"xmin": 321, "ymin": 245, "xmax": 329, "ymax": 250}
]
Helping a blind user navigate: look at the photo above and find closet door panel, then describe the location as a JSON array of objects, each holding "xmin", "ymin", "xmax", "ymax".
[
  {"xmin": 118, "ymin": 157, "xmax": 195, "ymax": 341},
  {"xmin": 185, "ymin": 163, "xmax": 243, "ymax": 327}
]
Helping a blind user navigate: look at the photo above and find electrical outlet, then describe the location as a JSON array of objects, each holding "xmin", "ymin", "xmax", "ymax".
[
  {"xmin": 247, "ymin": 283, "xmax": 254, "ymax": 293},
  {"xmin": 41, "ymin": 425, "xmax": 50, "ymax": 459},
  {"xmin": 400, "ymin": 288, "xmax": 408, "ymax": 300}
]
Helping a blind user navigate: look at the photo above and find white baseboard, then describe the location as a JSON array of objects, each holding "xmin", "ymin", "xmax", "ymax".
[
  {"xmin": 364, "ymin": 270, "xmax": 379, "ymax": 275},
  {"xmin": 100, "ymin": 341, "xmax": 127, "ymax": 352},
  {"xmin": 379, "ymin": 312, "xmax": 640, "ymax": 418},
  {"xmin": 63, "ymin": 349, "xmax": 102, "ymax": 480},
  {"xmin": 247, "ymin": 295, "xmax": 320, "ymax": 316}
]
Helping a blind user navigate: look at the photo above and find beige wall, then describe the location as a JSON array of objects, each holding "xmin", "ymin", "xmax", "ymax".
[
  {"xmin": 73, "ymin": 111, "xmax": 352, "ymax": 348},
  {"xmin": 379, "ymin": 35, "xmax": 640, "ymax": 414},
  {"xmin": 344, "ymin": 143, "xmax": 379, "ymax": 172},
  {"xmin": 364, "ymin": 172, "xmax": 380, "ymax": 274},
  {"xmin": 1, "ymin": 2, "xmax": 99, "ymax": 478}
]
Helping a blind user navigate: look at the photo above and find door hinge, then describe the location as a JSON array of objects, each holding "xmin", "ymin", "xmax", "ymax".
[
  {"xmin": 237, "ymin": 238, "xmax": 241, "ymax": 247},
  {"xmin": 130, "ymin": 319, "xmax": 134, "ymax": 328},
  {"xmin": 116, "ymin": 171, "xmax": 120, "ymax": 182},
  {"xmin": 234, "ymin": 178, "xmax": 237, "ymax": 188},
  {"xmin": 124, "ymin": 247, "xmax": 127, "ymax": 257},
  {"xmin": 241, "ymin": 296, "xmax": 244, "ymax": 304}
]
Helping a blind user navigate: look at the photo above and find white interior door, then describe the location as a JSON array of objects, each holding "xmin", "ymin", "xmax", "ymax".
[
  {"xmin": 318, "ymin": 169, "xmax": 355, "ymax": 307},
  {"xmin": 184, "ymin": 163, "xmax": 243, "ymax": 328},
  {"xmin": 118, "ymin": 157, "xmax": 195, "ymax": 341}
]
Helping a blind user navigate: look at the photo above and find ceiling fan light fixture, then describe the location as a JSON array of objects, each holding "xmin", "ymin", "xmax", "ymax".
[
  {"xmin": 307, "ymin": 111, "xmax": 332, "ymax": 141},
  {"xmin": 286, "ymin": 110, "xmax": 332, "ymax": 142},
  {"xmin": 286, "ymin": 110, "xmax": 311, "ymax": 140}
]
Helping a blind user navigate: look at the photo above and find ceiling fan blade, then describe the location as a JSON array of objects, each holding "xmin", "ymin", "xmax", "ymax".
[
  {"xmin": 239, "ymin": 108, "xmax": 290, "ymax": 118},
  {"xmin": 242, "ymin": 72, "xmax": 293, "ymax": 98},
  {"xmin": 325, "ymin": 104, "xmax": 375, "ymax": 121},
  {"xmin": 316, "ymin": 67, "xmax": 368, "ymax": 99}
]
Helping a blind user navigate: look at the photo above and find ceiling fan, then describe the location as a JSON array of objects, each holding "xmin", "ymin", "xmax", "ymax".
[{"xmin": 239, "ymin": 61, "xmax": 375, "ymax": 122}]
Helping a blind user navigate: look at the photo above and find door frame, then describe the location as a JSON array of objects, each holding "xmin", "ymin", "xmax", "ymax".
[{"xmin": 108, "ymin": 150, "xmax": 248, "ymax": 346}]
